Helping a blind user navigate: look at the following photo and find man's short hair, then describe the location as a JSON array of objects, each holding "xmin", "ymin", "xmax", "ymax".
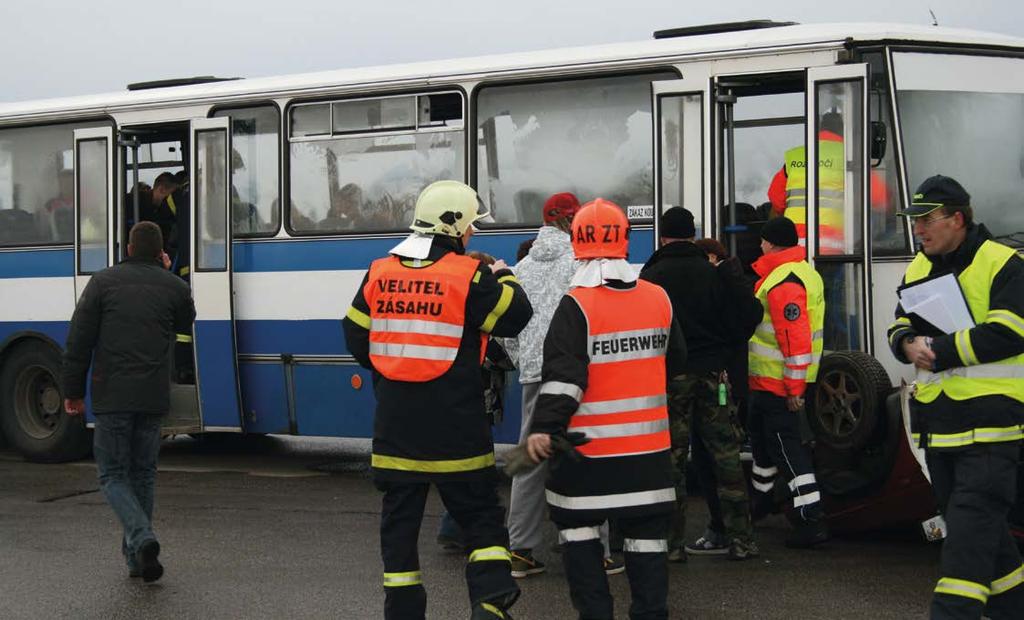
[
  {"xmin": 153, "ymin": 172, "xmax": 178, "ymax": 190},
  {"xmin": 941, "ymin": 203, "xmax": 974, "ymax": 227},
  {"xmin": 129, "ymin": 221, "xmax": 164, "ymax": 258},
  {"xmin": 820, "ymin": 111, "xmax": 844, "ymax": 136}
]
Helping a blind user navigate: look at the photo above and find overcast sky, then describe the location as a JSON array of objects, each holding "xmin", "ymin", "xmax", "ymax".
[{"xmin": 2, "ymin": 0, "xmax": 1022, "ymax": 103}]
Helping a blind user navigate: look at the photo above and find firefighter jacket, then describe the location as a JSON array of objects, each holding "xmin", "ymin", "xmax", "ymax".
[
  {"xmin": 530, "ymin": 278, "xmax": 687, "ymax": 522},
  {"xmin": 887, "ymin": 223, "xmax": 1024, "ymax": 450},
  {"xmin": 748, "ymin": 245, "xmax": 825, "ymax": 398},
  {"xmin": 343, "ymin": 236, "xmax": 533, "ymax": 482}
]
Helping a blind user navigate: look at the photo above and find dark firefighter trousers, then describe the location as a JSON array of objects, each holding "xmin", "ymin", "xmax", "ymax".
[
  {"xmin": 746, "ymin": 390, "xmax": 824, "ymax": 522},
  {"xmin": 376, "ymin": 478, "xmax": 519, "ymax": 620},
  {"xmin": 927, "ymin": 442, "xmax": 1024, "ymax": 620},
  {"xmin": 554, "ymin": 512, "xmax": 671, "ymax": 620}
]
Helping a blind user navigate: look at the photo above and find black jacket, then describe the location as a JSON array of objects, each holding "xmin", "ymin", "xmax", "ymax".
[
  {"xmin": 343, "ymin": 236, "xmax": 533, "ymax": 482},
  {"xmin": 640, "ymin": 241, "xmax": 759, "ymax": 374},
  {"xmin": 62, "ymin": 257, "xmax": 195, "ymax": 414}
]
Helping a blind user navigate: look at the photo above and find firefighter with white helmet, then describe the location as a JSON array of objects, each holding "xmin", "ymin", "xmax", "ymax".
[
  {"xmin": 526, "ymin": 198, "xmax": 687, "ymax": 620},
  {"xmin": 343, "ymin": 180, "xmax": 533, "ymax": 619}
]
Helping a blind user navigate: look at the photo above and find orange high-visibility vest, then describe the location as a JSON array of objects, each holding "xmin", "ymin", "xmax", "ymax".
[
  {"xmin": 567, "ymin": 281, "xmax": 673, "ymax": 458},
  {"xmin": 365, "ymin": 253, "xmax": 479, "ymax": 382}
]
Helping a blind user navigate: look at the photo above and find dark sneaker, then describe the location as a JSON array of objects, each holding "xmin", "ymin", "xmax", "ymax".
[
  {"xmin": 603, "ymin": 556, "xmax": 625, "ymax": 576},
  {"xmin": 510, "ymin": 550, "xmax": 546, "ymax": 578},
  {"xmin": 784, "ymin": 520, "xmax": 830, "ymax": 549},
  {"xmin": 667, "ymin": 546, "xmax": 688, "ymax": 563},
  {"xmin": 685, "ymin": 531, "xmax": 729, "ymax": 556},
  {"xmin": 128, "ymin": 566, "xmax": 143, "ymax": 579},
  {"xmin": 728, "ymin": 539, "xmax": 761, "ymax": 561},
  {"xmin": 136, "ymin": 540, "xmax": 163, "ymax": 583}
]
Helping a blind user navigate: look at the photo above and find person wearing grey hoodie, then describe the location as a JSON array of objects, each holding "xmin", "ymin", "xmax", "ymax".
[{"xmin": 504, "ymin": 193, "xmax": 584, "ymax": 578}]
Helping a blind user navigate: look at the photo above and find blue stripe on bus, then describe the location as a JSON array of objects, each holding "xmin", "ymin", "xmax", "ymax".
[
  {"xmin": 236, "ymin": 320, "xmax": 347, "ymax": 355},
  {"xmin": 0, "ymin": 321, "xmax": 70, "ymax": 349},
  {"xmin": 0, "ymin": 249, "xmax": 74, "ymax": 278}
]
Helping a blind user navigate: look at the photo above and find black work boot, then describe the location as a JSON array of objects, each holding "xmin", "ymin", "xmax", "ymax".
[
  {"xmin": 784, "ymin": 519, "xmax": 830, "ymax": 549},
  {"xmin": 136, "ymin": 540, "xmax": 164, "ymax": 583}
]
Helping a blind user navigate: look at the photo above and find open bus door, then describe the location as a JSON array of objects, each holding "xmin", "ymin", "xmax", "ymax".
[
  {"xmin": 73, "ymin": 127, "xmax": 115, "ymax": 299},
  {"xmin": 651, "ymin": 68, "xmax": 712, "ymax": 243},
  {"xmin": 188, "ymin": 118, "xmax": 243, "ymax": 432}
]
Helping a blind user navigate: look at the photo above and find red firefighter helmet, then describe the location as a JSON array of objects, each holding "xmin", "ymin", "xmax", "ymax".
[{"xmin": 571, "ymin": 198, "xmax": 630, "ymax": 259}]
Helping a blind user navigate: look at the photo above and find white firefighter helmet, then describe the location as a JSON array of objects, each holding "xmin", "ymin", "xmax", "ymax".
[{"xmin": 410, "ymin": 180, "xmax": 489, "ymax": 237}]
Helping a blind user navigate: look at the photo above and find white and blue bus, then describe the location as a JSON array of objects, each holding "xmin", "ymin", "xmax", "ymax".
[{"xmin": 1, "ymin": 21, "xmax": 1022, "ymax": 532}]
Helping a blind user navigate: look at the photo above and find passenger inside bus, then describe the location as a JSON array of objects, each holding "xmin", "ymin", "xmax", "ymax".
[{"xmin": 41, "ymin": 168, "xmax": 75, "ymax": 243}]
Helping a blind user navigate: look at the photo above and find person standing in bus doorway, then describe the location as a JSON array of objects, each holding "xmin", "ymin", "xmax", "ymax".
[
  {"xmin": 61, "ymin": 222, "xmax": 195, "ymax": 583},
  {"xmin": 342, "ymin": 180, "xmax": 532, "ymax": 620},
  {"xmin": 887, "ymin": 175, "xmax": 1024, "ymax": 620},
  {"xmin": 746, "ymin": 216, "xmax": 829, "ymax": 548},
  {"xmin": 526, "ymin": 199, "xmax": 686, "ymax": 620},
  {"xmin": 639, "ymin": 207, "xmax": 762, "ymax": 562}
]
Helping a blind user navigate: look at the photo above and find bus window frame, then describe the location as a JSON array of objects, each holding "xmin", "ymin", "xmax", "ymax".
[
  {"xmin": 210, "ymin": 100, "xmax": 284, "ymax": 239},
  {"xmin": 282, "ymin": 86, "xmax": 469, "ymax": 239},
  {"xmin": 469, "ymin": 66, "xmax": 681, "ymax": 233}
]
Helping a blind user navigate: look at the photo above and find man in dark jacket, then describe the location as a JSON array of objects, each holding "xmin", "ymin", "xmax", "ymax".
[
  {"xmin": 640, "ymin": 207, "xmax": 762, "ymax": 561},
  {"xmin": 62, "ymin": 221, "xmax": 195, "ymax": 583}
]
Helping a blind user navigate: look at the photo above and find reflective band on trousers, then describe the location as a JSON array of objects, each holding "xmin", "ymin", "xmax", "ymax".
[
  {"xmin": 752, "ymin": 464, "xmax": 778, "ymax": 478},
  {"xmin": 479, "ymin": 603, "xmax": 506, "ymax": 618},
  {"xmin": 576, "ymin": 395, "xmax": 667, "ymax": 416},
  {"xmin": 559, "ymin": 526, "xmax": 602, "ymax": 543},
  {"xmin": 371, "ymin": 318, "xmax": 463, "ymax": 338},
  {"xmin": 788, "ymin": 473, "xmax": 816, "ymax": 491},
  {"xmin": 911, "ymin": 426, "xmax": 1024, "ymax": 448},
  {"xmin": 383, "ymin": 570, "xmax": 422, "ymax": 587},
  {"xmin": 752, "ymin": 479, "xmax": 774, "ymax": 492},
  {"xmin": 935, "ymin": 577, "xmax": 990, "ymax": 604},
  {"xmin": 371, "ymin": 452, "xmax": 495, "ymax": 473},
  {"xmin": 539, "ymin": 381, "xmax": 584, "ymax": 401},
  {"xmin": 992, "ymin": 564, "xmax": 1024, "ymax": 595},
  {"xmin": 792, "ymin": 490, "xmax": 821, "ymax": 508},
  {"xmin": 369, "ymin": 342, "xmax": 458, "ymax": 362},
  {"xmin": 546, "ymin": 487, "xmax": 676, "ymax": 511},
  {"xmin": 469, "ymin": 546, "xmax": 511, "ymax": 563},
  {"xmin": 623, "ymin": 538, "xmax": 669, "ymax": 553}
]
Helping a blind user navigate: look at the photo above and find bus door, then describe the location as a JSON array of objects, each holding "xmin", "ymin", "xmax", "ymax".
[
  {"xmin": 652, "ymin": 68, "xmax": 712, "ymax": 244},
  {"xmin": 188, "ymin": 118, "xmax": 243, "ymax": 431},
  {"xmin": 73, "ymin": 127, "xmax": 115, "ymax": 299},
  {"xmin": 804, "ymin": 64, "xmax": 872, "ymax": 354}
]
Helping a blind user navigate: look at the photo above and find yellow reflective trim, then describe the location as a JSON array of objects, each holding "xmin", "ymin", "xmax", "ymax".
[
  {"xmin": 480, "ymin": 284, "xmax": 514, "ymax": 334},
  {"xmin": 480, "ymin": 602, "xmax": 506, "ymax": 618},
  {"xmin": 468, "ymin": 546, "xmax": 511, "ymax": 563},
  {"xmin": 473, "ymin": 271, "xmax": 482, "ymax": 284},
  {"xmin": 371, "ymin": 452, "xmax": 495, "ymax": 473},
  {"xmin": 955, "ymin": 329, "xmax": 979, "ymax": 366},
  {"xmin": 400, "ymin": 259, "xmax": 435, "ymax": 268},
  {"xmin": 991, "ymin": 564, "xmax": 1024, "ymax": 595},
  {"xmin": 989, "ymin": 309, "xmax": 1024, "ymax": 339},
  {"xmin": 918, "ymin": 426, "xmax": 1024, "ymax": 448},
  {"xmin": 166, "ymin": 194, "xmax": 177, "ymax": 216},
  {"xmin": 497, "ymin": 275, "xmax": 518, "ymax": 284},
  {"xmin": 178, "ymin": 265, "xmax": 190, "ymax": 277},
  {"xmin": 383, "ymin": 570, "xmax": 422, "ymax": 587},
  {"xmin": 175, "ymin": 334, "xmax": 193, "ymax": 343},
  {"xmin": 935, "ymin": 577, "xmax": 990, "ymax": 604},
  {"xmin": 346, "ymin": 306, "xmax": 371, "ymax": 329}
]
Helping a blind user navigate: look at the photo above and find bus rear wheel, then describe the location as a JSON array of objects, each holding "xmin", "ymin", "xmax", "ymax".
[{"xmin": 0, "ymin": 342, "xmax": 91, "ymax": 463}]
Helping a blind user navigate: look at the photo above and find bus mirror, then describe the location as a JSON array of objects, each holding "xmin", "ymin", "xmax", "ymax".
[{"xmin": 870, "ymin": 121, "xmax": 887, "ymax": 161}]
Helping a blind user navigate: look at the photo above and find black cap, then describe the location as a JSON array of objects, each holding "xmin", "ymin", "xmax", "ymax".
[
  {"xmin": 760, "ymin": 216, "xmax": 799, "ymax": 248},
  {"xmin": 898, "ymin": 175, "xmax": 971, "ymax": 217},
  {"xmin": 660, "ymin": 207, "xmax": 696, "ymax": 239}
]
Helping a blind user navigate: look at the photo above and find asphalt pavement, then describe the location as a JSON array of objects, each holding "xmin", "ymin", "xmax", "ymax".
[{"xmin": 0, "ymin": 435, "xmax": 939, "ymax": 619}]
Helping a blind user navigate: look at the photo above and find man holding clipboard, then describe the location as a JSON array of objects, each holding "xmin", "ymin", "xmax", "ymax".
[{"xmin": 887, "ymin": 175, "xmax": 1024, "ymax": 620}]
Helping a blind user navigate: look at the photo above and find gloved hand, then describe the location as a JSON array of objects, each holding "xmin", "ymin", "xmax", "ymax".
[{"xmin": 502, "ymin": 431, "xmax": 589, "ymax": 477}]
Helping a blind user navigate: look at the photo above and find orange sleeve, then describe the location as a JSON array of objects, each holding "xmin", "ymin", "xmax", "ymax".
[
  {"xmin": 870, "ymin": 170, "xmax": 890, "ymax": 212},
  {"xmin": 765, "ymin": 281, "xmax": 812, "ymax": 397},
  {"xmin": 767, "ymin": 166, "xmax": 787, "ymax": 216}
]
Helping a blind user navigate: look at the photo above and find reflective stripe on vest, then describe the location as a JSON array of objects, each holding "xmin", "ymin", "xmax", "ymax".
[
  {"xmin": 748, "ymin": 260, "xmax": 825, "ymax": 388},
  {"xmin": 906, "ymin": 241, "xmax": 1024, "ymax": 406},
  {"xmin": 784, "ymin": 139, "xmax": 846, "ymax": 254},
  {"xmin": 568, "ymin": 281, "xmax": 673, "ymax": 459},
  {"xmin": 364, "ymin": 253, "xmax": 477, "ymax": 382}
]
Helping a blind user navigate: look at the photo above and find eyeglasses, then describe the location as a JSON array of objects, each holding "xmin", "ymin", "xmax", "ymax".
[{"xmin": 914, "ymin": 214, "xmax": 954, "ymax": 228}]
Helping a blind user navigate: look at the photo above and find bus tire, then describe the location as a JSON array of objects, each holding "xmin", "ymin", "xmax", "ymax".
[
  {"xmin": 0, "ymin": 342, "xmax": 91, "ymax": 463},
  {"xmin": 808, "ymin": 351, "xmax": 890, "ymax": 452}
]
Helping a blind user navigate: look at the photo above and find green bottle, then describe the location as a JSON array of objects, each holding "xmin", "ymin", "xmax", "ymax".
[{"xmin": 717, "ymin": 382, "xmax": 727, "ymax": 406}]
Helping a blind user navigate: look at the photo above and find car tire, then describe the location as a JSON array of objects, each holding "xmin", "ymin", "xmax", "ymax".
[
  {"xmin": 0, "ymin": 342, "xmax": 91, "ymax": 463},
  {"xmin": 808, "ymin": 351, "xmax": 891, "ymax": 452}
]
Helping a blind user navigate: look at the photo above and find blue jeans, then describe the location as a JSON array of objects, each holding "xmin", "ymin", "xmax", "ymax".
[{"xmin": 93, "ymin": 412, "xmax": 163, "ymax": 567}]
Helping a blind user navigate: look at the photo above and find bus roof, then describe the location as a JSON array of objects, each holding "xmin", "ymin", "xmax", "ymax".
[{"xmin": 1, "ymin": 22, "xmax": 1022, "ymax": 122}]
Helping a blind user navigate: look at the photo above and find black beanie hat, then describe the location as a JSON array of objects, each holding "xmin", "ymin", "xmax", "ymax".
[
  {"xmin": 761, "ymin": 216, "xmax": 799, "ymax": 248},
  {"xmin": 660, "ymin": 207, "xmax": 696, "ymax": 239}
]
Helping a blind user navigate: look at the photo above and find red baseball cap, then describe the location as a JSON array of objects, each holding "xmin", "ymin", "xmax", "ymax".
[{"xmin": 542, "ymin": 192, "xmax": 581, "ymax": 224}]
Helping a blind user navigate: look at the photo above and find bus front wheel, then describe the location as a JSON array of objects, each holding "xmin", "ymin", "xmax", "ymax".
[{"xmin": 0, "ymin": 342, "xmax": 91, "ymax": 463}]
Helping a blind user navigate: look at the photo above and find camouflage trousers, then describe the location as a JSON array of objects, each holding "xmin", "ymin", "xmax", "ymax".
[{"xmin": 668, "ymin": 372, "xmax": 753, "ymax": 548}]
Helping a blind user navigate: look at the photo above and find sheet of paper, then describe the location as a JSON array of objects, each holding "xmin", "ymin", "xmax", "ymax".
[{"xmin": 899, "ymin": 273, "xmax": 975, "ymax": 333}]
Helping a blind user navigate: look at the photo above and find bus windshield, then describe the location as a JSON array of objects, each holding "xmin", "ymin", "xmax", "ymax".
[{"xmin": 893, "ymin": 52, "xmax": 1024, "ymax": 247}]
